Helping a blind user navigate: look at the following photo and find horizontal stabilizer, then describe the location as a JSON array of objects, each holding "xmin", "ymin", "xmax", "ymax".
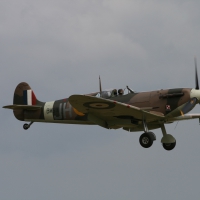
[{"xmin": 3, "ymin": 105, "xmax": 42, "ymax": 110}]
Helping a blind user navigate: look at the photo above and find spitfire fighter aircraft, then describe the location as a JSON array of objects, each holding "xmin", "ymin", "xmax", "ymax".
[{"xmin": 3, "ymin": 60, "xmax": 200, "ymax": 151}]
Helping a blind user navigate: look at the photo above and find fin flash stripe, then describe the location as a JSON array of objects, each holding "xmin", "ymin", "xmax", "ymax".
[{"xmin": 23, "ymin": 90, "xmax": 36, "ymax": 105}]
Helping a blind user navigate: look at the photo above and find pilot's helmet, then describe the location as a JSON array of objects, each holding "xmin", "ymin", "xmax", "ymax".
[{"xmin": 118, "ymin": 89, "xmax": 124, "ymax": 95}]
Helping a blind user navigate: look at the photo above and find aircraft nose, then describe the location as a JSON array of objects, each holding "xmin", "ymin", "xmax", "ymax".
[{"xmin": 190, "ymin": 89, "xmax": 200, "ymax": 101}]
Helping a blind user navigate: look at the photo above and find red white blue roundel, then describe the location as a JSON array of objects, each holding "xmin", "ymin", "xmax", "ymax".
[{"xmin": 83, "ymin": 102, "xmax": 115, "ymax": 109}]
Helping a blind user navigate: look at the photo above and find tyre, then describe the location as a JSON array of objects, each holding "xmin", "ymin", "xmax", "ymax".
[
  {"xmin": 139, "ymin": 133, "xmax": 154, "ymax": 148},
  {"xmin": 23, "ymin": 123, "xmax": 29, "ymax": 130},
  {"xmin": 148, "ymin": 132, "xmax": 156, "ymax": 141},
  {"xmin": 163, "ymin": 141, "xmax": 176, "ymax": 151}
]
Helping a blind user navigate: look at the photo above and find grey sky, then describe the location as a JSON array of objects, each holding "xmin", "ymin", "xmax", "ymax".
[{"xmin": 1, "ymin": 0, "xmax": 200, "ymax": 199}]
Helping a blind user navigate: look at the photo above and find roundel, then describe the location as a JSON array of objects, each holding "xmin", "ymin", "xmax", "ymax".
[{"xmin": 83, "ymin": 102, "xmax": 115, "ymax": 109}]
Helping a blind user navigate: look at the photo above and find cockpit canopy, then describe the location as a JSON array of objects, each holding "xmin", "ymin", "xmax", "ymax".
[{"xmin": 95, "ymin": 88, "xmax": 124, "ymax": 99}]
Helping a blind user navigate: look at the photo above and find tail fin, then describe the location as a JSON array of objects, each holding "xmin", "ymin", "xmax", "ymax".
[
  {"xmin": 13, "ymin": 82, "xmax": 37, "ymax": 105},
  {"xmin": 4, "ymin": 82, "xmax": 43, "ymax": 121}
]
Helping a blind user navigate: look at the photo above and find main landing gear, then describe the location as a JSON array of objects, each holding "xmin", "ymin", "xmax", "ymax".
[
  {"xmin": 139, "ymin": 132, "xmax": 156, "ymax": 148},
  {"xmin": 23, "ymin": 122, "xmax": 34, "ymax": 130},
  {"xmin": 160, "ymin": 124, "xmax": 176, "ymax": 150},
  {"xmin": 139, "ymin": 116, "xmax": 176, "ymax": 151},
  {"xmin": 139, "ymin": 118, "xmax": 156, "ymax": 148}
]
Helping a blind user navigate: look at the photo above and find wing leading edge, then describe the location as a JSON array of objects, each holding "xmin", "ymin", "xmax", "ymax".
[{"xmin": 166, "ymin": 114, "xmax": 200, "ymax": 122}]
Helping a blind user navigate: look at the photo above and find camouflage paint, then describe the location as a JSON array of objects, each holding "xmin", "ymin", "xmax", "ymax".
[{"xmin": 9, "ymin": 82, "xmax": 193, "ymax": 129}]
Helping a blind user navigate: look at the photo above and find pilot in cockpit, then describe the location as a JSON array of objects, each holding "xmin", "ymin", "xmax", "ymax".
[{"xmin": 118, "ymin": 89, "xmax": 124, "ymax": 96}]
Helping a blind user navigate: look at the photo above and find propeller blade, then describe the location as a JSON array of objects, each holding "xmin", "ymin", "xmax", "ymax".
[
  {"xmin": 180, "ymin": 97, "xmax": 197, "ymax": 115},
  {"xmin": 195, "ymin": 57, "xmax": 199, "ymax": 90},
  {"xmin": 99, "ymin": 76, "xmax": 102, "ymax": 94}
]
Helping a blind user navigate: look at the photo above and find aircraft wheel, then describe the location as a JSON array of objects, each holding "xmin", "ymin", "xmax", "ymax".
[
  {"xmin": 162, "ymin": 141, "xmax": 176, "ymax": 151},
  {"xmin": 139, "ymin": 133, "xmax": 154, "ymax": 148},
  {"xmin": 23, "ymin": 123, "xmax": 29, "ymax": 130}
]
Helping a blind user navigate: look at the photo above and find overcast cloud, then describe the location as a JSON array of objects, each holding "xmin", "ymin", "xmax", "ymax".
[{"xmin": 1, "ymin": 0, "xmax": 200, "ymax": 199}]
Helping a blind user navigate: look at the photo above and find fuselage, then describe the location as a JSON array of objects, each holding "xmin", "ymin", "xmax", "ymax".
[
  {"xmin": 14, "ymin": 88, "xmax": 195, "ymax": 124},
  {"xmin": 5, "ymin": 80, "xmax": 200, "ymax": 150}
]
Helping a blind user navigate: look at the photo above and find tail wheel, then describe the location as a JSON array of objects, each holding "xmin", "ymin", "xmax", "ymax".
[
  {"xmin": 23, "ymin": 123, "xmax": 29, "ymax": 130},
  {"xmin": 162, "ymin": 141, "xmax": 176, "ymax": 151},
  {"xmin": 139, "ymin": 133, "xmax": 154, "ymax": 148}
]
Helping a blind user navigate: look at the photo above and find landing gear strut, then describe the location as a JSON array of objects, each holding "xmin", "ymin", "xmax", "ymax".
[{"xmin": 23, "ymin": 122, "xmax": 34, "ymax": 130}]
